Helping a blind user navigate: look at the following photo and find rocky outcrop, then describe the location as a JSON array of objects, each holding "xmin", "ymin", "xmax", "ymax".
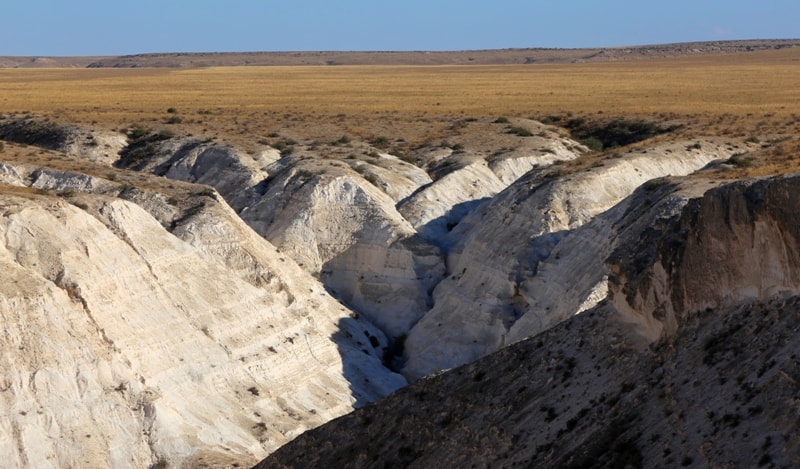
[
  {"xmin": 609, "ymin": 174, "xmax": 800, "ymax": 343},
  {"xmin": 402, "ymin": 139, "xmax": 749, "ymax": 379},
  {"xmin": 503, "ymin": 177, "xmax": 720, "ymax": 345},
  {"xmin": 0, "ymin": 165, "xmax": 405, "ymax": 468}
]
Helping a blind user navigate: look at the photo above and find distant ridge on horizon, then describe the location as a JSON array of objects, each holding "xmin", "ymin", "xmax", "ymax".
[{"xmin": 1, "ymin": 39, "xmax": 798, "ymax": 69}]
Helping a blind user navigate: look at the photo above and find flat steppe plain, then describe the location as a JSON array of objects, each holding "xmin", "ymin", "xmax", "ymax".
[{"xmin": 1, "ymin": 41, "xmax": 799, "ymax": 176}]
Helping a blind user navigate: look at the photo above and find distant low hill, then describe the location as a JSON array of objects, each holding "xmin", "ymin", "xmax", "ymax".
[{"xmin": 1, "ymin": 39, "xmax": 798, "ymax": 68}]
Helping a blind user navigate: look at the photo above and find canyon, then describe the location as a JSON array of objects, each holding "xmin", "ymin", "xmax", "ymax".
[{"xmin": 1, "ymin": 42, "xmax": 800, "ymax": 467}]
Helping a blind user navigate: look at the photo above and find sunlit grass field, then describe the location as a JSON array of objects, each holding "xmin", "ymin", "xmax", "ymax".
[
  {"xmin": 1, "ymin": 48, "xmax": 798, "ymax": 125},
  {"xmin": 1, "ymin": 47, "xmax": 799, "ymax": 178}
]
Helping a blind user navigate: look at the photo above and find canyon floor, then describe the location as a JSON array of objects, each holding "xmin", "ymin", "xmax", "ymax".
[{"xmin": 1, "ymin": 41, "xmax": 800, "ymax": 468}]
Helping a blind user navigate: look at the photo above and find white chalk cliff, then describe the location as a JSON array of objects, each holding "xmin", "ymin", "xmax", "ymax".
[
  {"xmin": 0, "ymin": 159, "xmax": 405, "ymax": 468},
  {"xmin": 0, "ymin": 113, "xmax": 768, "ymax": 467},
  {"xmin": 402, "ymin": 139, "xmax": 750, "ymax": 379}
]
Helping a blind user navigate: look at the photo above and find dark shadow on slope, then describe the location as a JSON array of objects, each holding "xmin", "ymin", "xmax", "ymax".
[
  {"xmin": 0, "ymin": 116, "xmax": 72, "ymax": 149},
  {"xmin": 330, "ymin": 316, "xmax": 407, "ymax": 408},
  {"xmin": 415, "ymin": 197, "xmax": 492, "ymax": 250},
  {"xmin": 320, "ymin": 233, "xmax": 444, "ymax": 364}
]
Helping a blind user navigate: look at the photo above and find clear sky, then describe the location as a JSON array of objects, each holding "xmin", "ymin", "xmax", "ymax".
[{"xmin": 2, "ymin": 0, "xmax": 798, "ymax": 56}]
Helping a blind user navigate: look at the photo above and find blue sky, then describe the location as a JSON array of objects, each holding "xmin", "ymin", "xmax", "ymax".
[{"xmin": 2, "ymin": 1, "xmax": 798, "ymax": 56}]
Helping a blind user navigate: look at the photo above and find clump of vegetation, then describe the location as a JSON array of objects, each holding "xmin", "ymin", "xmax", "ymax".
[
  {"xmin": 363, "ymin": 173, "xmax": 381, "ymax": 187},
  {"xmin": 507, "ymin": 126, "xmax": 533, "ymax": 137},
  {"xmin": 580, "ymin": 136, "xmax": 604, "ymax": 152},
  {"xmin": 565, "ymin": 118, "xmax": 678, "ymax": 151},
  {"xmin": 493, "ymin": 116, "xmax": 510, "ymax": 124},
  {"xmin": 728, "ymin": 153, "xmax": 754, "ymax": 167},
  {"xmin": 128, "ymin": 124, "xmax": 149, "ymax": 140},
  {"xmin": 272, "ymin": 138, "xmax": 296, "ymax": 156},
  {"xmin": 541, "ymin": 115, "xmax": 562, "ymax": 124},
  {"xmin": 117, "ymin": 126, "xmax": 174, "ymax": 169},
  {"xmin": 370, "ymin": 136, "xmax": 390, "ymax": 148}
]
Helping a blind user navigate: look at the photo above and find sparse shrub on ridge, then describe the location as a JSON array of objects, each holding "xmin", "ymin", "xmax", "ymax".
[
  {"xmin": 507, "ymin": 126, "xmax": 533, "ymax": 137},
  {"xmin": 128, "ymin": 124, "xmax": 149, "ymax": 140},
  {"xmin": 580, "ymin": 136, "xmax": 604, "ymax": 152},
  {"xmin": 541, "ymin": 115, "xmax": 562, "ymax": 124},
  {"xmin": 728, "ymin": 153, "xmax": 754, "ymax": 167},
  {"xmin": 565, "ymin": 118, "xmax": 675, "ymax": 151},
  {"xmin": 371, "ymin": 136, "xmax": 390, "ymax": 148}
]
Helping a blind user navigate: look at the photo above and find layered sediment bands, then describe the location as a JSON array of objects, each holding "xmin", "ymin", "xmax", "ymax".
[
  {"xmin": 609, "ymin": 174, "xmax": 800, "ymax": 343},
  {"xmin": 242, "ymin": 163, "xmax": 444, "ymax": 339},
  {"xmin": 257, "ymin": 174, "xmax": 800, "ymax": 469},
  {"xmin": 0, "ymin": 189, "xmax": 404, "ymax": 468},
  {"xmin": 402, "ymin": 139, "xmax": 746, "ymax": 379}
]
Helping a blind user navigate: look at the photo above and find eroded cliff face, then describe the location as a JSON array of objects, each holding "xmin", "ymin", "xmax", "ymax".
[
  {"xmin": 1, "ymin": 113, "xmax": 775, "ymax": 466},
  {"xmin": 609, "ymin": 174, "xmax": 800, "ymax": 343},
  {"xmin": 257, "ymin": 174, "xmax": 800, "ymax": 469},
  {"xmin": 113, "ymin": 127, "xmax": 589, "ymax": 346},
  {"xmin": 402, "ymin": 139, "xmax": 747, "ymax": 379},
  {"xmin": 0, "ymin": 159, "xmax": 405, "ymax": 468}
]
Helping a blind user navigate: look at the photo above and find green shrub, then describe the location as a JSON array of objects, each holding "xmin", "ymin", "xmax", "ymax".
[
  {"xmin": 567, "ymin": 118, "xmax": 673, "ymax": 149},
  {"xmin": 371, "ymin": 136, "xmax": 390, "ymax": 148},
  {"xmin": 541, "ymin": 115, "xmax": 562, "ymax": 124},
  {"xmin": 128, "ymin": 124, "xmax": 149, "ymax": 139},
  {"xmin": 728, "ymin": 153, "xmax": 754, "ymax": 167},
  {"xmin": 507, "ymin": 126, "xmax": 533, "ymax": 137},
  {"xmin": 580, "ymin": 136, "xmax": 604, "ymax": 152}
]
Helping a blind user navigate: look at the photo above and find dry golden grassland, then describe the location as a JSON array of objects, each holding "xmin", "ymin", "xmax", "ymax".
[{"xmin": 1, "ymin": 47, "xmax": 799, "ymax": 175}]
